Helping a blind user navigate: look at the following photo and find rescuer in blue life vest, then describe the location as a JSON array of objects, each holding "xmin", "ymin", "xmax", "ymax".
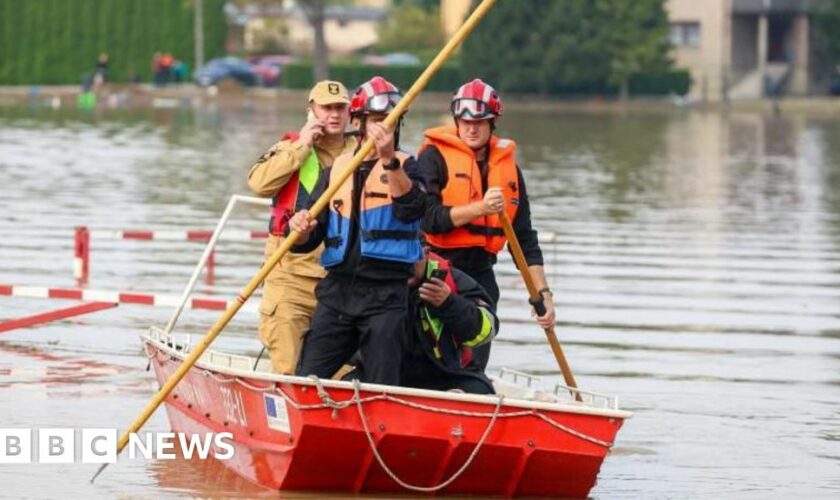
[{"xmin": 288, "ymin": 77, "xmax": 427, "ymax": 386}]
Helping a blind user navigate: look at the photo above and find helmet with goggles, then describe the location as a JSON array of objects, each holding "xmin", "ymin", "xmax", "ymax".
[
  {"xmin": 450, "ymin": 78, "xmax": 502, "ymax": 120},
  {"xmin": 350, "ymin": 76, "xmax": 403, "ymax": 117}
]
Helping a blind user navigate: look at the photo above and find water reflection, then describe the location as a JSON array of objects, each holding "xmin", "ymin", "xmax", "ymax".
[{"xmin": 0, "ymin": 100, "xmax": 838, "ymax": 498}]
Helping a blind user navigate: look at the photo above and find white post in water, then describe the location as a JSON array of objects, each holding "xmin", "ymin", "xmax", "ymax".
[
  {"xmin": 194, "ymin": 0, "xmax": 205, "ymax": 72},
  {"xmin": 163, "ymin": 195, "xmax": 271, "ymax": 334}
]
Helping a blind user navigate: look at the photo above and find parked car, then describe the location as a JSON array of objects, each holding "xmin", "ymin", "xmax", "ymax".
[
  {"xmin": 248, "ymin": 55, "xmax": 297, "ymax": 87},
  {"xmin": 250, "ymin": 54, "xmax": 297, "ymax": 67},
  {"xmin": 361, "ymin": 52, "xmax": 420, "ymax": 67},
  {"xmin": 250, "ymin": 63, "xmax": 281, "ymax": 87},
  {"xmin": 829, "ymin": 68, "xmax": 840, "ymax": 96},
  {"xmin": 194, "ymin": 57, "xmax": 258, "ymax": 87}
]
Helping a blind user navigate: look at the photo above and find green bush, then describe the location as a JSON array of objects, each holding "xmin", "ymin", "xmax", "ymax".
[
  {"xmin": 283, "ymin": 63, "xmax": 688, "ymax": 97},
  {"xmin": 0, "ymin": 0, "xmax": 227, "ymax": 85},
  {"xmin": 283, "ymin": 63, "xmax": 463, "ymax": 92},
  {"xmin": 629, "ymin": 70, "xmax": 692, "ymax": 96}
]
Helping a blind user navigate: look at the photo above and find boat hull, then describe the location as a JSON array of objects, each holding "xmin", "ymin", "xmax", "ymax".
[{"xmin": 145, "ymin": 338, "xmax": 627, "ymax": 497}]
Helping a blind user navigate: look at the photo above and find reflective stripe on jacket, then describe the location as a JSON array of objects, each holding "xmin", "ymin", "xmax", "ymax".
[
  {"xmin": 268, "ymin": 131, "xmax": 323, "ymax": 235},
  {"xmin": 420, "ymin": 253, "xmax": 496, "ymax": 369}
]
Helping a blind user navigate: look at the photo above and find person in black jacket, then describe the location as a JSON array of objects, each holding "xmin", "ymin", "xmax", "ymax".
[
  {"xmin": 289, "ymin": 77, "xmax": 426, "ymax": 386},
  {"xmin": 400, "ymin": 250, "xmax": 499, "ymax": 394}
]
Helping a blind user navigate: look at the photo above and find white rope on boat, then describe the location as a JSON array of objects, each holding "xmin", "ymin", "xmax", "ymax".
[
  {"xmin": 351, "ymin": 379, "xmax": 503, "ymax": 493},
  {"xmin": 146, "ymin": 348, "xmax": 614, "ymax": 449}
]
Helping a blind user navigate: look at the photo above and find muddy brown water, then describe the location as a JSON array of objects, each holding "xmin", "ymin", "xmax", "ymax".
[{"xmin": 1, "ymin": 98, "xmax": 838, "ymax": 498}]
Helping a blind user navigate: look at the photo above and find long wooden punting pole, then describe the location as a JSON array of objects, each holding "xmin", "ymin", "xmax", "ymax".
[
  {"xmin": 498, "ymin": 211, "xmax": 582, "ymax": 401},
  {"xmin": 91, "ymin": 0, "xmax": 499, "ymax": 483}
]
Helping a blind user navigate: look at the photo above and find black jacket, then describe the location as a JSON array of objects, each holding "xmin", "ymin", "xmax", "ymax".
[{"xmin": 401, "ymin": 264, "xmax": 499, "ymax": 394}]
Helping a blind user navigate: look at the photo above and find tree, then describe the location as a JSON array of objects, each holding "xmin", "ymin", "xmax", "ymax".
[
  {"xmin": 392, "ymin": 0, "xmax": 438, "ymax": 9},
  {"xmin": 377, "ymin": 4, "xmax": 444, "ymax": 56},
  {"xmin": 299, "ymin": 0, "xmax": 329, "ymax": 81},
  {"xmin": 462, "ymin": 0, "xmax": 673, "ymax": 97},
  {"xmin": 595, "ymin": 0, "xmax": 670, "ymax": 99},
  {"xmin": 230, "ymin": 0, "xmax": 338, "ymax": 81},
  {"xmin": 813, "ymin": 0, "xmax": 840, "ymax": 67}
]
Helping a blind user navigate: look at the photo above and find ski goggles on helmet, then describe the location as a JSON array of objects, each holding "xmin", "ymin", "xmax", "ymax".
[
  {"xmin": 450, "ymin": 98, "xmax": 497, "ymax": 120},
  {"xmin": 365, "ymin": 92, "xmax": 402, "ymax": 114}
]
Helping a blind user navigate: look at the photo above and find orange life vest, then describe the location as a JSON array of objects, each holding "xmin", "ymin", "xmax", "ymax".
[{"xmin": 420, "ymin": 126, "xmax": 519, "ymax": 254}]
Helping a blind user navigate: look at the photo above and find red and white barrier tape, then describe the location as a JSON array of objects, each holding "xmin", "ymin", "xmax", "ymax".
[
  {"xmin": 0, "ymin": 284, "xmax": 259, "ymax": 314},
  {"xmin": 87, "ymin": 229, "xmax": 270, "ymax": 242},
  {"xmin": 86, "ymin": 229, "xmax": 559, "ymax": 243}
]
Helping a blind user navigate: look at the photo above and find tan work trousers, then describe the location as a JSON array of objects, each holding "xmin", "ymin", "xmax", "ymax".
[{"xmin": 258, "ymin": 271, "xmax": 318, "ymax": 374}]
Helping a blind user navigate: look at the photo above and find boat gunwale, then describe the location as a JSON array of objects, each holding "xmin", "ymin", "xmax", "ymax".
[{"xmin": 142, "ymin": 329, "xmax": 633, "ymax": 420}]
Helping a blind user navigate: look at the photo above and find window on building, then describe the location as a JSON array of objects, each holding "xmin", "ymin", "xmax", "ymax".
[{"xmin": 669, "ymin": 22, "xmax": 701, "ymax": 48}]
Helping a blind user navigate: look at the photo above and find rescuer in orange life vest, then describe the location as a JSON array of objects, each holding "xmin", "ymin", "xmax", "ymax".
[
  {"xmin": 247, "ymin": 80, "xmax": 357, "ymax": 374},
  {"xmin": 418, "ymin": 79, "xmax": 555, "ymax": 371},
  {"xmin": 288, "ymin": 77, "xmax": 427, "ymax": 385}
]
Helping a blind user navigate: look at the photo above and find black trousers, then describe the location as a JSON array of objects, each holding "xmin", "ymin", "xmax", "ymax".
[
  {"xmin": 465, "ymin": 267, "xmax": 499, "ymax": 372},
  {"xmin": 296, "ymin": 275, "xmax": 408, "ymax": 385},
  {"xmin": 401, "ymin": 354, "xmax": 495, "ymax": 395}
]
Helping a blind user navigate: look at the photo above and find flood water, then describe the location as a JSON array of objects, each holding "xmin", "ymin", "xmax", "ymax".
[{"xmin": 1, "ymin": 96, "xmax": 838, "ymax": 498}]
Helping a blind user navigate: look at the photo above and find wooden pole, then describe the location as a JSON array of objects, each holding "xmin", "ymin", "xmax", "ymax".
[
  {"xmin": 498, "ymin": 211, "xmax": 581, "ymax": 401},
  {"xmin": 91, "ymin": 0, "xmax": 499, "ymax": 483},
  {"xmin": 194, "ymin": 0, "xmax": 204, "ymax": 72}
]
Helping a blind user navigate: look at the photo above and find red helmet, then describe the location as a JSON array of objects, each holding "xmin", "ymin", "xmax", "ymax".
[
  {"xmin": 451, "ymin": 79, "xmax": 502, "ymax": 120},
  {"xmin": 350, "ymin": 76, "xmax": 403, "ymax": 117}
]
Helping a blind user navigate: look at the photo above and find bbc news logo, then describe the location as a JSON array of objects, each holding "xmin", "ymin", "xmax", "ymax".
[{"xmin": 0, "ymin": 429, "xmax": 234, "ymax": 464}]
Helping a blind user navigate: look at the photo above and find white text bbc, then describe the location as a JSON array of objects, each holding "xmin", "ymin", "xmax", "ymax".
[{"xmin": 0, "ymin": 429, "xmax": 234, "ymax": 464}]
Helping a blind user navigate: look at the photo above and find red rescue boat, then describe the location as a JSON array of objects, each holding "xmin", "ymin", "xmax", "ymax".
[{"xmin": 143, "ymin": 327, "xmax": 630, "ymax": 498}]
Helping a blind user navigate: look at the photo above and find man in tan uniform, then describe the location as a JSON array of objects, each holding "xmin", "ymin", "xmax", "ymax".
[{"xmin": 248, "ymin": 80, "xmax": 357, "ymax": 373}]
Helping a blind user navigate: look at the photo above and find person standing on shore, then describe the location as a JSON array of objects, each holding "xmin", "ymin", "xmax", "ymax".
[
  {"xmin": 417, "ymin": 78, "xmax": 555, "ymax": 371},
  {"xmin": 247, "ymin": 80, "xmax": 356, "ymax": 374},
  {"xmin": 93, "ymin": 53, "xmax": 108, "ymax": 92}
]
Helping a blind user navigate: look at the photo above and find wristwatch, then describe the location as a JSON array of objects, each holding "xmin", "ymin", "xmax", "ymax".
[
  {"xmin": 538, "ymin": 287, "xmax": 553, "ymax": 297},
  {"xmin": 383, "ymin": 157, "xmax": 401, "ymax": 171}
]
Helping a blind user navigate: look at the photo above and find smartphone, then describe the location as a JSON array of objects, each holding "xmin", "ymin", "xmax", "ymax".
[
  {"xmin": 429, "ymin": 269, "xmax": 448, "ymax": 282},
  {"xmin": 307, "ymin": 108, "xmax": 323, "ymax": 141}
]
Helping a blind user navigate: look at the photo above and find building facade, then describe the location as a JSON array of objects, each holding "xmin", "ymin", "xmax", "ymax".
[
  {"xmin": 667, "ymin": 0, "xmax": 827, "ymax": 101},
  {"xmin": 225, "ymin": 1, "xmax": 387, "ymax": 56}
]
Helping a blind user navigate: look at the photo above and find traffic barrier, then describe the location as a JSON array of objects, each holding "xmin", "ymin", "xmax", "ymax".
[
  {"xmin": 0, "ymin": 284, "xmax": 259, "ymax": 314},
  {"xmin": 0, "ymin": 301, "xmax": 118, "ymax": 334},
  {"xmin": 72, "ymin": 227, "xmax": 271, "ymax": 284}
]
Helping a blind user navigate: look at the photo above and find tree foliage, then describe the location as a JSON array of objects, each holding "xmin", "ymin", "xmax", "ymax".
[
  {"xmin": 594, "ymin": 0, "xmax": 671, "ymax": 96},
  {"xmin": 377, "ymin": 4, "xmax": 444, "ymax": 55},
  {"xmin": 0, "ymin": 0, "xmax": 227, "ymax": 85},
  {"xmin": 813, "ymin": 0, "xmax": 840, "ymax": 66},
  {"xmin": 462, "ymin": 0, "xmax": 673, "ymax": 96}
]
